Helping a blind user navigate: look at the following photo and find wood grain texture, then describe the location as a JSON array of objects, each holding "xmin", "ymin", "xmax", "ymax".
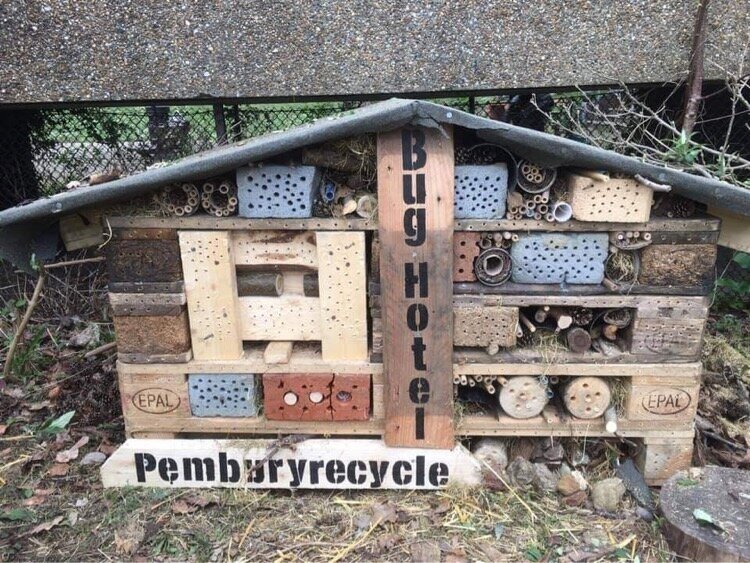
[
  {"xmin": 232, "ymin": 230, "xmax": 318, "ymax": 270},
  {"xmin": 625, "ymin": 375, "xmax": 700, "ymax": 423},
  {"xmin": 639, "ymin": 437, "xmax": 694, "ymax": 486},
  {"xmin": 238, "ymin": 295, "xmax": 321, "ymax": 340},
  {"xmin": 179, "ymin": 230, "xmax": 243, "ymax": 360},
  {"xmin": 631, "ymin": 317, "xmax": 705, "ymax": 358},
  {"xmin": 708, "ymin": 206, "xmax": 750, "ymax": 253},
  {"xmin": 59, "ymin": 208, "xmax": 104, "ymax": 251},
  {"xmin": 316, "ymin": 231, "xmax": 368, "ymax": 362},
  {"xmin": 378, "ymin": 126, "xmax": 454, "ymax": 449}
]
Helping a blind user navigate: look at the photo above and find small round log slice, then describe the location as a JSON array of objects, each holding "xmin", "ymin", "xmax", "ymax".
[
  {"xmin": 498, "ymin": 376, "xmax": 548, "ymax": 419},
  {"xmin": 563, "ymin": 377, "xmax": 611, "ymax": 419},
  {"xmin": 661, "ymin": 467, "xmax": 750, "ymax": 562}
]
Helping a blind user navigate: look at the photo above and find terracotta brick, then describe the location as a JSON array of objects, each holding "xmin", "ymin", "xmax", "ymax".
[
  {"xmin": 453, "ymin": 232, "xmax": 480, "ymax": 282},
  {"xmin": 263, "ymin": 373, "xmax": 370, "ymax": 421}
]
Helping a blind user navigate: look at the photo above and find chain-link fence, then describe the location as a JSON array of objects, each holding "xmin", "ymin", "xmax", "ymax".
[{"xmin": 2, "ymin": 87, "xmax": 748, "ymax": 208}]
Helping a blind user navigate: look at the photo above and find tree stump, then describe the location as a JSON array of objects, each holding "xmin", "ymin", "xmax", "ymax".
[{"xmin": 661, "ymin": 466, "xmax": 750, "ymax": 562}]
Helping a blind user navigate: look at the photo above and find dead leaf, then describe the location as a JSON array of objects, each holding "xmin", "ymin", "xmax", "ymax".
[
  {"xmin": 27, "ymin": 401, "xmax": 51, "ymax": 411},
  {"xmin": 370, "ymin": 502, "xmax": 398, "ymax": 526},
  {"xmin": 34, "ymin": 488, "xmax": 54, "ymax": 496},
  {"xmin": 2, "ymin": 386, "xmax": 25, "ymax": 399},
  {"xmin": 0, "ymin": 424, "xmax": 7, "ymax": 436},
  {"xmin": 48, "ymin": 463, "xmax": 69, "ymax": 477},
  {"xmin": 25, "ymin": 515, "xmax": 64, "ymax": 536},
  {"xmin": 114, "ymin": 522, "xmax": 145, "ymax": 555},
  {"xmin": 184, "ymin": 494, "xmax": 215, "ymax": 508},
  {"xmin": 55, "ymin": 436, "xmax": 89, "ymax": 463},
  {"xmin": 373, "ymin": 533, "xmax": 400, "ymax": 553},
  {"xmin": 22, "ymin": 496, "xmax": 48, "ymax": 507},
  {"xmin": 411, "ymin": 541, "xmax": 441, "ymax": 562},
  {"xmin": 171, "ymin": 499, "xmax": 198, "ymax": 515},
  {"xmin": 67, "ymin": 510, "xmax": 78, "ymax": 526},
  {"xmin": 47, "ymin": 386, "xmax": 61, "ymax": 400}
]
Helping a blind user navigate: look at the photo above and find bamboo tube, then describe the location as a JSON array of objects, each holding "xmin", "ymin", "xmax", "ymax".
[
  {"xmin": 604, "ymin": 406, "xmax": 618, "ymax": 433},
  {"xmin": 534, "ymin": 307, "xmax": 549, "ymax": 323},
  {"xmin": 459, "ymin": 375, "xmax": 468, "ymax": 386},
  {"xmin": 603, "ymin": 323, "xmax": 619, "ymax": 341},
  {"xmin": 602, "ymin": 278, "xmax": 619, "ymax": 291},
  {"xmin": 519, "ymin": 312, "xmax": 536, "ymax": 333},
  {"xmin": 486, "ymin": 342, "xmax": 500, "ymax": 356}
]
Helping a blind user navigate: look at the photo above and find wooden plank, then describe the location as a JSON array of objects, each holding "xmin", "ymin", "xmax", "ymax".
[
  {"xmin": 625, "ymin": 375, "xmax": 700, "ymax": 423},
  {"xmin": 648, "ymin": 231, "xmax": 719, "ymax": 245},
  {"xmin": 454, "ymin": 360, "xmax": 702, "ymax": 377},
  {"xmin": 708, "ymin": 207, "xmax": 750, "ymax": 252},
  {"xmin": 639, "ymin": 437, "xmax": 694, "ymax": 486},
  {"xmin": 112, "ymin": 228, "xmax": 178, "ymax": 240},
  {"xmin": 179, "ymin": 230, "xmax": 243, "ymax": 360},
  {"xmin": 106, "ymin": 239, "xmax": 183, "ymax": 283},
  {"xmin": 457, "ymin": 414, "xmax": 695, "ymax": 438},
  {"xmin": 109, "ymin": 292, "xmax": 186, "ymax": 316},
  {"xmin": 455, "ymin": 217, "xmax": 721, "ymax": 232},
  {"xmin": 100, "ymin": 439, "xmax": 482, "ymax": 489},
  {"xmin": 316, "ymin": 231, "xmax": 368, "ymax": 362},
  {"xmin": 263, "ymin": 342, "xmax": 294, "ymax": 364},
  {"xmin": 452, "ymin": 281, "xmax": 710, "ymax": 296},
  {"xmin": 631, "ymin": 317, "xmax": 705, "ymax": 358},
  {"xmin": 59, "ymin": 208, "xmax": 104, "ymax": 251},
  {"xmin": 238, "ymin": 295, "xmax": 321, "ymax": 340},
  {"xmin": 120, "ymin": 374, "xmax": 191, "ymax": 429},
  {"xmin": 108, "ymin": 216, "xmax": 376, "ymax": 231},
  {"xmin": 232, "ymin": 230, "xmax": 318, "ymax": 270},
  {"xmin": 107, "ymin": 216, "xmax": 721, "ymax": 233},
  {"xmin": 118, "ymin": 351, "xmax": 192, "ymax": 364},
  {"xmin": 453, "ymin": 347, "xmax": 700, "ymax": 365},
  {"xmin": 378, "ymin": 126, "xmax": 455, "ymax": 448},
  {"xmin": 117, "ymin": 343, "xmax": 382, "ymax": 376},
  {"xmin": 109, "ymin": 281, "xmax": 184, "ymax": 294}
]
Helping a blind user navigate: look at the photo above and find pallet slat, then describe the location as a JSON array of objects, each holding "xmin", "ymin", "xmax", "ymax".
[
  {"xmin": 179, "ymin": 230, "xmax": 243, "ymax": 360},
  {"xmin": 238, "ymin": 295, "xmax": 322, "ymax": 340}
]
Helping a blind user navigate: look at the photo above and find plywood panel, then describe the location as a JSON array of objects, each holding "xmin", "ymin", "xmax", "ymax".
[
  {"xmin": 378, "ymin": 126, "xmax": 454, "ymax": 449},
  {"xmin": 238, "ymin": 295, "xmax": 321, "ymax": 340},
  {"xmin": 316, "ymin": 231, "xmax": 368, "ymax": 361},
  {"xmin": 179, "ymin": 231, "xmax": 243, "ymax": 360}
]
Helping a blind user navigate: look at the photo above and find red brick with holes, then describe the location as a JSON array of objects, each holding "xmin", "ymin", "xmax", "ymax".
[{"xmin": 263, "ymin": 373, "xmax": 370, "ymax": 421}]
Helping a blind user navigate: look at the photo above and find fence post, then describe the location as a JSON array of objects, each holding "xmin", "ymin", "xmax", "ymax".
[
  {"xmin": 469, "ymin": 96, "xmax": 476, "ymax": 115},
  {"xmin": 230, "ymin": 105, "xmax": 242, "ymax": 142},
  {"xmin": 213, "ymin": 103, "xmax": 228, "ymax": 145}
]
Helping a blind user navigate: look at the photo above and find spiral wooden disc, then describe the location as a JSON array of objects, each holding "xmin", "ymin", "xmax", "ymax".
[
  {"xmin": 498, "ymin": 376, "xmax": 548, "ymax": 419},
  {"xmin": 563, "ymin": 377, "xmax": 611, "ymax": 419}
]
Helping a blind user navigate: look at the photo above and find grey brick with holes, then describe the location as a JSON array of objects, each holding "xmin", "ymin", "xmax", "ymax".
[
  {"xmin": 510, "ymin": 233, "xmax": 609, "ymax": 284},
  {"xmin": 236, "ymin": 164, "xmax": 320, "ymax": 218},
  {"xmin": 454, "ymin": 164, "xmax": 508, "ymax": 219},
  {"xmin": 188, "ymin": 374, "xmax": 259, "ymax": 417}
]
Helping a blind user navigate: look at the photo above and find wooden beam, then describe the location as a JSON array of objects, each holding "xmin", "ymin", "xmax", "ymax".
[
  {"xmin": 708, "ymin": 207, "xmax": 750, "ymax": 252},
  {"xmin": 378, "ymin": 126, "xmax": 454, "ymax": 449},
  {"xmin": 178, "ymin": 231, "xmax": 243, "ymax": 359},
  {"xmin": 316, "ymin": 231, "xmax": 368, "ymax": 361}
]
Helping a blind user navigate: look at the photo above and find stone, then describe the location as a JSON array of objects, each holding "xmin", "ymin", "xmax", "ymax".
[
  {"xmin": 532, "ymin": 439, "xmax": 564, "ymax": 465},
  {"xmin": 562, "ymin": 490, "xmax": 588, "ymax": 507},
  {"xmin": 472, "ymin": 438, "xmax": 509, "ymax": 474},
  {"xmin": 507, "ymin": 457, "xmax": 535, "ymax": 488},
  {"xmin": 533, "ymin": 463, "xmax": 559, "ymax": 492},
  {"xmin": 591, "ymin": 478, "xmax": 627, "ymax": 512},
  {"xmin": 557, "ymin": 471, "xmax": 588, "ymax": 496}
]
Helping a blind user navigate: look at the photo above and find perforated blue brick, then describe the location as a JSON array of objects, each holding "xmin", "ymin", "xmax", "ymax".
[
  {"xmin": 188, "ymin": 374, "xmax": 259, "ymax": 417},
  {"xmin": 236, "ymin": 164, "xmax": 320, "ymax": 218},
  {"xmin": 510, "ymin": 233, "xmax": 609, "ymax": 284},
  {"xmin": 454, "ymin": 164, "xmax": 508, "ymax": 219}
]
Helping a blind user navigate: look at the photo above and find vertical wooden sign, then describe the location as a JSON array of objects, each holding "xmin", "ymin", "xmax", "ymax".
[{"xmin": 377, "ymin": 126, "xmax": 455, "ymax": 449}]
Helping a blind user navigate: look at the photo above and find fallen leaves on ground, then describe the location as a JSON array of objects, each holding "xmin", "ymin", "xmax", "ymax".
[{"xmin": 55, "ymin": 436, "xmax": 89, "ymax": 463}]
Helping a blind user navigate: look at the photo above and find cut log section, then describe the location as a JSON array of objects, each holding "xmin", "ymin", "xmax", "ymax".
[
  {"xmin": 498, "ymin": 376, "xmax": 549, "ymax": 419},
  {"xmin": 563, "ymin": 377, "xmax": 611, "ymax": 419},
  {"xmin": 661, "ymin": 467, "xmax": 750, "ymax": 562}
]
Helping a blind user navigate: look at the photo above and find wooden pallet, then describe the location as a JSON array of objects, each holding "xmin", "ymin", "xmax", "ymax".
[{"xmin": 178, "ymin": 229, "xmax": 368, "ymax": 363}]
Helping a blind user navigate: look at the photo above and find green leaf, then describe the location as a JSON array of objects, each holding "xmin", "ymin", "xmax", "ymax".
[
  {"xmin": 0, "ymin": 508, "xmax": 35, "ymax": 521},
  {"xmin": 693, "ymin": 508, "xmax": 725, "ymax": 531},
  {"xmin": 525, "ymin": 546, "xmax": 543, "ymax": 562},
  {"xmin": 732, "ymin": 253, "xmax": 750, "ymax": 269},
  {"xmin": 677, "ymin": 478, "xmax": 698, "ymax": 486},
  {"xmin": 39, "ymin": 410, "xmax": 75, "ymax": 436}
]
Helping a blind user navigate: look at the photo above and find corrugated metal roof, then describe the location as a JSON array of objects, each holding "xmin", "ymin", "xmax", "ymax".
[{"xmin": 1, "ymin": 98, "xmax": 748, "ymax": 270}]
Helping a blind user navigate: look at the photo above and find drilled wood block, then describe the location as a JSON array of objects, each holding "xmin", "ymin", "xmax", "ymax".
[
  {"xmin": 113, "ymin": 309, "xmax": 191, "ymax": 356},
  {"xmin": 112, "ymin": 228, "xmax": 179, "ymax": 241},
  {"xmin": 179, "ymin": 231, "xmax": 243, "ymax": 360},
  {"xmin": 232, "ymin": 230, "xmax": 318, "ymax": 270},
  {"xmin": 453, "ymin": 232, "xmax": 481, "ymax": 282},
  {"xmin": 454, "ymin": 304, "xmax": 518, "ymax": 349},
  {"xmin": 109, "ymin": 292, "xmax": 186, "ymax": 316},
  {"xmin": 263, "ymin": 373, "xmax": 370, "ymax": 421},
  {"xmin": 625, "ymin": 376, "xmax": 700, "ymax": 424},
  {"xmin": 568, "ymin": 174, "xmax": 653, "ymax": 223},
  {"xmin": 639, "ymin": 437, "xmax": 694, "ymax": 486},
  {"xmin": 60, "ymin": 208, "xmax": 104, "ymax": 251},
  {"xmin": 106, "ymin": 239, "xmax": 183, "ymax": 283},
  {"xmin": 638, "ymin": 244, "xmax": 716, "ymax": 287},
  {"xmin": 631, "ymin": 317, "xmax": 705, "ymax": 357}
]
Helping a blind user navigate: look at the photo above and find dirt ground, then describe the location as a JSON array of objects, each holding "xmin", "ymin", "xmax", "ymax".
[{"xmin": 0, "ymin": 259, "xmax": 748, "ymax": 562}]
